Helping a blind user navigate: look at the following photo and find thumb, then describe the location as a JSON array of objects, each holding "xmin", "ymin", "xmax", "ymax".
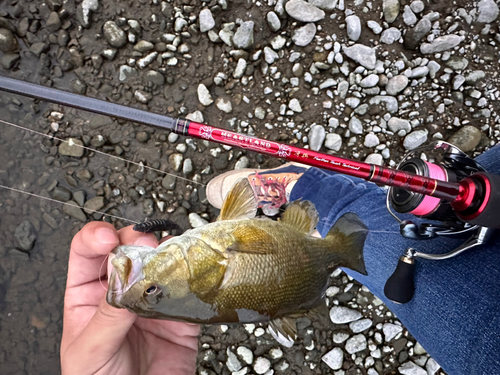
[{"xmin": 64, "ymin": 298, "xmax": 136, "ymax": 371}]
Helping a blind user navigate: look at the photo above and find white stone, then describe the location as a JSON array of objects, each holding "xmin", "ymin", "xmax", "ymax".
[
  {"xmin": 346, "ymin": 15, "xmax": 361, "ymax": 41},
  {"xmin": 289, "ymin": 98, "xmax": 302, "ymax": 112},
  {"xmin": 308, "ymin": 125, "xmax": 326, "ymax": 151},
  {"xmin": 345, "ymin": 334, "xmax": 367, "ymax": 354},
  {"xmin": 388, "ymin": 117, "xmax": 411, "ymax": 133},
  {"xmin": 237, "ymin": 346, "xmax": 254, "ymax": 365},
  {"xmin": 476, "ymin": 0, "xmax": 499, "ymax": 23},
  {"xmin": 264, "ymin": 46, "xmax": 279, "ymax": 64},
  {"xmin": 349, "ymin": 116, "xmax": 363, "ymax": 135},
  {"xmin": 216, "ymin": 97, "xmax": 232, "ymax": 113},
  {"xmin": 322, "ymin": 347, "xmax": 343, "ymax": 370},
  {"xmin": 404, "ymin": 130, "xmax": 428, "ymax": 150},
  {"xmin": 235, "ymin": 156, "xmax": 250, "ymax": 170},
  {"xmin": 267, "ymin": 11, "xmax": 281, "ymax": 31},
  {"xmin": 426, "ymin": 358, "xmax": 440, "ymax": 375},
  {"xmin": 386, "ymin": 75, "xmax": 408, "ymax": 95},
  {"xmin": 364, "ymin": 133, "xmax": 380, "ymax": 147},
  {"xmin": 365, "ymin": 153, "xmax": 383, "ymax": 165},
  {"xmin": 285, "ymin": 0, "xmax": 325, "ymax": 22},
  {"xmin": 197, "ymin": 84, "xmax": 213, "ymax": 106},
  {"xmin": 189, "ymin": 213, "xmax": 209, "ymax": 228},
  {"xmin": 343, "ymin": 44, "xmax": 376, "ymax": 70},
  {"xmin": 233, "ymin": 21, "xmax": 254, "ymax": 49},
  {"xmin": 383, "ymin": 323, "xmax": 403, "ymax": 342},
  {"xmin": 325, "ymin": 133, "xmax": 342, "ymax": 151},
  {"xmin": 233, "ymin": 58, "xmax": 247, "ymax": 78},
  {"xmin": 420, "ymin": 35, "xmax": 462, "ymax": 54},
  {"xmin": 292, "ymin": 23, "xmax": 316, "ymax": 46},
  {"xmin": 360, "ymin": 74, "xmax": 379, "ymax": 88},
  {"xmin": 398, "ymin": 361, "xmax": 427, "ymax": 375},
  {"xmin": 403, "ymin": 5, "xmax": 417, "ymax": 25},
  {"xmin": 349, "ymin": 318, "xmax": 373, "ymax": 333},
  {"xmin": 369, "ymin": 96, "xmax": 398, "ymax": 113},
  {"xmin": 253, "ymin": 357, "xmax": 271, "ymax": 374},
  {"xmin": 410, "ymin": 1, "xmax": 424, "ymax": 13},
  {"xmin": 330, "ymin": 306, "xmax": 362, "ymax": 324},
  {"xmin": 186, "ymin": 110, "xmax": 204, "ymax": 123},
  {"xmin": 380, "ymin": 27, "xmax": 401, "ymax": 44},
  {"xmin": 227, "ymin": 348, "xmax": 243, "ymax": 372},
  {"xmin": 199, "ymin": 9, "xmax": 215, "ymax": 32},
  {"xmin": 367, "ymin": 20, "xmax": 382, "ymax": 34}
]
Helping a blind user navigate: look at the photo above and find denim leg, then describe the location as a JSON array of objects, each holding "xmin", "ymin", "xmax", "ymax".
[{"xmin": 290, "ymin": 146, "xmax": 500, "ymax": 375}]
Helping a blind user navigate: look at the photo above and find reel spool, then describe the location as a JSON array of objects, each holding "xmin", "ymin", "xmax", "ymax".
[{"xmin": 384, "ymin": 141, "xmax": 495, "ymax": 304}]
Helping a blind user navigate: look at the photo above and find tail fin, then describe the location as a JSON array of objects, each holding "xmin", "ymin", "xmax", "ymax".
[{"xmin": 325, "ymin": 213, "xmax": 368, "ymax": 275}]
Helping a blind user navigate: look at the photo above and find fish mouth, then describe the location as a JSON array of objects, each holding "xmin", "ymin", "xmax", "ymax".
[{"xmin": 107, "ymin": 252, "xmax": 123, "ymax": 308}]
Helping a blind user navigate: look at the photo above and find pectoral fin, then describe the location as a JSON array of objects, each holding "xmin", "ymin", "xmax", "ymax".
[
  {"xmin": 268, "ymin": 316, "xmax": 298, "ymax": 347},
  {"xmin": 280, "ymin": 200, "xmax": 319, "ymax": 235},
  {"xmin": 218, "ymin": 178, "xmax": 258, "ymax": 221},
  {"xmin": 227, "ymin": 225, "xmax": 275, "ymax": 254}
]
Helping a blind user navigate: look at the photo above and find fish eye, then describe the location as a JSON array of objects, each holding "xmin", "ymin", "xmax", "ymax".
[{"xmin": 145, "ymin": 285, "xmax": 159, "ymax": 295}]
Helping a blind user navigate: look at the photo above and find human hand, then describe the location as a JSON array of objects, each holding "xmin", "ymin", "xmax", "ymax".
[{"xmin": 61, "ymin": 221, "xmax": 199, "ymax": 375}]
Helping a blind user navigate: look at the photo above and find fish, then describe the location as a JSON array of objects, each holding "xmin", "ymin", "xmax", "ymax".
[{"xmin": 106, "ymin": 178, "xmax": 368, "ymax": 340}]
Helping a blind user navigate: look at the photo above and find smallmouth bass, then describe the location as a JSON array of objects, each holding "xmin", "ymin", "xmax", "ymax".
[{"xmin": 107, "ymin": 178, "xmax": 368, "ymax": 340}]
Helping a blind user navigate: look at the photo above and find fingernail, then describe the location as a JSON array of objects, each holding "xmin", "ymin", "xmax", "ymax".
[
  {"xmin": 95, "ymin": 227, "xmax": 119, "ymax": 245},
  {"xmin": 134, "ymin": 236, "xmax": 157, "ymax": 248}
]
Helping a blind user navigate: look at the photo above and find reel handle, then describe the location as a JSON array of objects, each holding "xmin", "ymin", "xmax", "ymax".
[{"xmin": 384, "ymin": 251, "xmax": 416, "ymax": 304}]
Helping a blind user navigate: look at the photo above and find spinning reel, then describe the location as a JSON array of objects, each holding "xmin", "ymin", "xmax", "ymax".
[{"xmin": 384, "ymin": 141, "xmax": 496, "ymax": 304}]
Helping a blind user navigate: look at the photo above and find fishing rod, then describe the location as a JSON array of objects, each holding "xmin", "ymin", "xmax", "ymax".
[{"xmin": 1, "ymin": 75, "xmax": 499, "ymax": 303}]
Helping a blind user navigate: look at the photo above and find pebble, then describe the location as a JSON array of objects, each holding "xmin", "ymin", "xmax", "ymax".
[
  {"xmin": 388, "ymin": 117, "xmax": 411, "ymax": 133},
  {"xmin": 162, "ymin": 175, "xmax": 177, "ymax": 191},
  {"xmin": 447, "ymin": 125, "xmax": 482, "ymax": 152},
  {"xmin": 452, "ymin": 75, "xmax": 465, "ymax": 90},
  {"xmin": 78, "ymin": 0, "xmax": 99, "ymax": 28},
  {"xmin": 199, "ymin": 9, "xmax": 215, "ymax": 33},
  {"xmin": 365, "ymin": 153, "xmax": 384, "ymax": 165},
  {"xmin": 197, "ymin": 84, "xmax": 213, "ymax": 106},
  {"xmin": 63, "ymin": 201, "xmax": 87, "ymax": 222},
  {"xmin": 267, "ymin": 12, "xmax": 281, "ymax": 31},
  {"xmin": 369, "ymin": 96, "xmax": 398, "ymax": 113},
  {"xmin": 308, "ymin": 125, "xmax": 326, "ymax": 151},
  {"xmin": 404, "ymin": 18, "xmax": 431, "ymax": 49},
  {"xmin": 227, "ymin": 349, "xmax": 243, "ymax": 372},
  {"xmin": 309, "ymin": 0, "xmax": 337, "ymax": 10},
  {"xmin": 349, "ymin": 318, "xmax": 373, "ymax": 333},
  {"xmin": 411, "ymin": 66, "xmax": 429, "ymax": 78},
  {"xmin": 137, "ymin": 52, "xmax": 158, "ymax": 69},
  {"xmin": 188, "ymin": 213, "xmax": 209, "ymax": 228},
  {"xmin": 15, "ymin": 220, "xmax": 36, "ymax": 252},
  {"xmin": 59, "ymin": 138, "xmax": 84, "ymax": 158},
  {"xmin": 427, "ymin": 61, "xmax": 441, "ymax": 78},
  {"xmin": 237, "ymin": 346, "xmax": 254, "ymax": 365},
  {"xmin": 476, "ymin": 0, "xmax": 499, "ymax": 23},
  {"xmin": 325, "ymin": 133, "xmax": 342, "ymax": 151},
  {"xmin": 364, "ymin": 133, "xmax": 380, "ymax": 147},
  {"xmin": 367, "ymin": 20, "xmax": 383, "ymax": 34},
  {"xmin": 426, "ymin": 358, "xmax": 440, "ymax": 375},
  {"xmin": 410, "ymin": 0, "xmax": 424, "ymax": 13},
  {"xmin": 103, "ymin": 21, "xmax": 127, "ymax": 48},
  {"xmin": 343, "ymin": 44, "xmax": 376, "ymax": 70},
  {"xmin": 420, "ymin": 35, "xmax": 462, "ymax": 54},
  {"xmin": 359, "ymin": 74, "xmax": 379, "ymax": 88},
  {"xmin": 118, "ymin": 65, "xmax": 138, "ymax": 82},
  {"xmin": 330, "ymin": 306, "xmax": 362, "ymax": 324},
  {"xmin": 380, "ymin": 27, "xmax": 401, "ymax": 44},
  {"xmin": 349, "ymin": 117, "xmax": 364, "ymax": 135},
  {"xmin": 445, "ymin": 56, "xmax": 468, "ymax": 71},
  {"xmin": 322, "ymin": 347, "xmax": 343, "ymax": 370},
  {"xmin": 0, "ymin": 28, "xmax": 18, "ymax": 53},
  {"xmin": 383, "ymin": 323, "xmax": 403, "ymax": 342},
  {"xmin": 383, "ymin": 0, "xmax": 400, "ymax": 23},
  {"xmin": 285, "ymin": 0, "xmax": 325, "ymax": 22},
  {"xmin": 84, "ymin": 196, "xmax": 105, "ymax": 214},
  {"xmin": 404, "ymin": 130, "xmax": 428, "ymax": 150},
  {"xmin": 398, "ymin": 361, "xmax": 427, "ymax": 375},
  {"xmin": 234, "ymin": 156, "xmax": 250, "ymax": 169},
  {"xmin": 345, "ymin": 334, "xmax": 367, "ymax": 354},
  {"xmin": 289, "ymin": 98, "xmax": 302, "ymax": 113},
  {"xmin": 216, "ymin": 97, "xmax": 232, "ymax": 113},
  {"xmin": 292, "ymin": 23, "xmax": 316, "ymax": 47},
  {"xmin": 465, "ymin": 70, "xmax": 485, "ymax": 85},
  {"xmin": 386, "ymin": 75, "xmax": 408, "ymax": 95},
  {"xmin": 253, "ymin": 357, "xmax": 271, "ymax": 374},
  {"xmin": 346, "ymin": 15, "xmax": 361, "ymax": 41},
  {"xmin": 233, "ymin": 21, "xmax": 254, "ymax": 49},
  {"xmin": 233, "ymin": 58, "xmax": 247, "ymax": 78},
  {"xmin": 403, "ymin": 6, "xmax": 417, "ymax": 25},
  {"xmin": 264, "ymin": 47, "xmax": 279, "ymax": 64}
]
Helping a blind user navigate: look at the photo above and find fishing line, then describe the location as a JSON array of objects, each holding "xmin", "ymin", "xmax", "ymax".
[
  {"xmin": 0, "ymin": 118, "xmax": 206, "ymax": 187},
  {"xmin": 0, "ymin": 183, "xmax": 140, "ymax": 224}
]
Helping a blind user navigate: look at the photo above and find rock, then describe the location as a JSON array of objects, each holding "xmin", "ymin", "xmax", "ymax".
[
  {"xmin": 345, "ymin": 334, "xmax": 367, "ymax": 354},
  {"xmin": 233, "ymin": 58, "xmax": 247, "ymax": 78},
  {"xmin": 216, "ymin": 97, "xmax": 232, "ymax": 113},
  {"xmin": 237, "ymin": 346, "xmax": 254, "ymax": 364},
  {"xmin": 77, "ymin": 0, "xmax": 99, "ymax": 28},
  {"xmin": 186, "ymin": 111, "xmax": 204, "ymax": 122},
  {"xmin": 226, "ymin": 348, "xmax": 242, "ymax": 372},
  {"xmin": 383, "ymin": 0, "xmax": 400, "ymax": 23},
  {"xmin": 398, "ymin": 361, "xmax": 427, "ymax": 375},
  {"xmin": 197, "ymin": 84, "xmax": 213, "ymax": 106},
  {"xmin": 308, "ymin": 125, "xmax": 326, "ymax": 151},
  {"xmin": 346, "ymin": 97, "xmax": 360, "ymax": 109},
  {"xmin": 137, "ymin": 52, "xmax": 158, "ymax": 69},
  {"xmin": 264, "ymin": 46, "xmax": 279, "ymax": 64},
  {"xmin": 118, "ymin": 65, "xmax": 138, "ymax": 82},
  {"xmin": 189, "ymin": 213, "xmax": 209, "ymax": 228},
  {"xmin": 369, "ymin": 96, "xmax": 398, "ymax": 113},
  {"xmin": 134, "ymin": 90, "xmax": 152, "ymax": 104},
  {"xmin": 426, "ymin": 358, "xmax": 440, "ymax": 375},
  {"xmin": 447, "ymin": 126, "xmax": 482, "ymax": 152},
  {"xmin": 383, "ymin": 323, "xmax": 403, "ymax": 342},
  {"xmin": 330, "ymin": 306, "xmax": 362, "ymax": 324},
  {"xmin": 162, "ymin": 175, "xmax": 177, "ymax": 190},
  {"xmin": 267, "ymin": 12, "xmax": 281, "ymax": 31},
  {"xmin": 349, "ymin": 318, "xmax": 373, "ymax": 333},
  {"xmin": 253, "ymin": 357, "xmax": 271, "ymax": 374},
  {"xmin": 235, "ymin": 156, "xmax": 250, "ymax": 169},
  {"xmin": 349, "ymin": 117, "xmax": 363, "ymax": 135},
  {"xmin": 404, "ymin": 130, "xmax": 428, "ymax": 150},
  {"xmin": 289, "ymin": 98, "xmax": 302, "ymax": 112},
  {"xmin": 364, "ymin": 133, "xmax": 380, "ymax": 147},
  {"xmin": 292, "ymin": 23, "xmax": 316, "ymax": 46},
  {"xmin": 322, "ymin": 347, "xmax": 343, "ymax": 370},
  {"xmin": 380, "ymin": 27, "xmax": 401, "ymax": 44},
  {"xmin": 199, "ymin": 9, "xmax": 215, "ymax": 33},
  {"xmin": 465, "ymin": 70, "xmax": 486, "ymax": 85},
  {"xmin": 15, "ymin": 220, "xmax": 36, "ymax": 252},
  {"xmin": 346, "ymin": 15, "xmax": 361, "ymax": 41},
  {"xmin": 103, "ymin": 21, "xmax": 127, "ymax": 48},
  {"xmin": 386, "ymin": 75, "xmax": 408, "ymax": 95},
  {"xmin": 63, "ymin": 200, "xmax": 87, "ymax": 221},
  {"xmin": 84, "ymin": 196, "xmax": 105, "ymax": 214},
  {"xmin": 476, "ymin": 0, "xmax": 499, "ymax": 23},
  {"xmin": 360, "ymin": 74, "xmax": 379, "ymax": 88},
  {"xmin": 404, "ymin": 18, "xmax": 431, "ymax": 49},
  {"xmin": 427, "ymin": 61, "xmax": 441, "ymax": 78},
  {"xmin": 420, "ymin": 35, "xmax": 462, "ymax": 54},
  {"xmin": 367, "ymin": 20, "xmax": 383, "ymax": 34},
  {"xmin": 183, "ymin": 158, "xmax": 193, "ymax": 176},
  {"xmin": 453, "ymin": 75, "xmax": 465, "ymax": 90},
  {"xmin": 233, "ymin": 21, "xmax": 254, "ymax": 49},
  {"xmin": 145, "ymin": 70, "xmax": 165, "ymax": 86},
  {"xmin": 403, "ymin": 5, "xmax": 417, "ymax": 25},
  {"xmin": 325, "ymin": 133, "xmax": 342, "ymax": 151},
  {"xmin": 1, "ymin": 53, "xmax": 20, "ymax": 70},
  {"xmin": 388, "ymin": 117, "xmax": 411, "ymax": 133},
  {"xmin": 411, "ymin": 66, "xmax": 429, "ymax": 78},
  {"xmin": 134, "ymin": 40, "xmax": 154, "ymax": 52},
  {"xmin": 309, "ymin": 0, "xmax": 337, "ymax": 10},
  {"xmin": 410, "ymin": 0, "xmax": 424, "ymax": 13},
  {"xmin": 46, "ymin": 12, "xmax": 61, "ymax": 32},
  {"xmin": 343, "ymin": 44, "xmax": 376, "ymax": 70},
  {"xmin": 285, "ymin": 0, "xmax": 325, "ymax": 22},
  {"xmin": 59, "ymin": 138, "xmax": 84, "ymax": 158},
  {"xmin": 0, "ymin": 28, "xmax": 18, "ymax": 52},
  {"xmin": 445, "ymin": 56, "xmax": 468, "ymax": 71}
]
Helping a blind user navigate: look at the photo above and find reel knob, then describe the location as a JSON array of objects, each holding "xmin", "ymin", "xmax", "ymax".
[{"xmin": 384, "ymin": 251, "xmax": 416, "ymax": 304}]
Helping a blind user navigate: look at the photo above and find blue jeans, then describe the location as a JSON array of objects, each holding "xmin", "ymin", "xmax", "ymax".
[{"xmin": 290, "ymin": 146, "xmax": 500, "ymax": 375}]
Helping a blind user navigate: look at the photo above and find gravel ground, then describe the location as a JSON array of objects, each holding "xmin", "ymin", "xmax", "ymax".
[{"xmin": 1, "ymin": 0, "xmax": 499, "ymax": 374}]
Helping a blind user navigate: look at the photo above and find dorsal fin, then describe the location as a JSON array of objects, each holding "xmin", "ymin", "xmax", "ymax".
[
  {"xmin": 217, "ymin": 178, "xmax": 258, "ymax": 221},
  {"xmin": 280, "ymin": 200, "xmax": 319, "ymax": 235},
  {"xmin": 227, "ymin": 225, "xmax": 275, "ymax": 254}
]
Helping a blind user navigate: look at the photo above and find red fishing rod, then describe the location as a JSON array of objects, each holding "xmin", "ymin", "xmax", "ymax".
[{"xmin": 0, "ymin": 75, "xmax": 499, "ymax": 228}]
